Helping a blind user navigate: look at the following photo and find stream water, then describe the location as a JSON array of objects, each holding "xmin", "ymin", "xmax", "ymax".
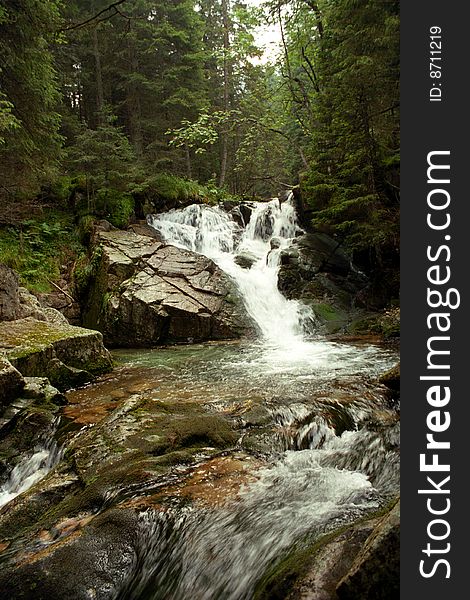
[
  {"xmin": 104, "ymin": 198, "xmax": 399, "ymax": 599},
  {"xmin": 0, "ymin": 438, "xmax": 61, "ymax": 510},
  {"xmin": 1, "ymin": 198, "xmax": 399, "ymax": 599}
]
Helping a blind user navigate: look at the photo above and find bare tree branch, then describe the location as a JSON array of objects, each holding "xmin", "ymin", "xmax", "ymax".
[
  {"xmin": 60, "ymin": 1, "xmax": 129, "ymax": 32},
  {"xmin": 301, "ymin": 46, "xmax": 320, "ymax": 92}
]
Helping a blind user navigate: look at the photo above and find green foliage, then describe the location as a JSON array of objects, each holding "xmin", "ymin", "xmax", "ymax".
[
  {"xmin": 48, "ymin": 176, "xmax": 74, "ymax": 205},
  {"xmin": 274, "ymin": 0, "xmax": 399, "ymax": 299},
  {"xmin": 73, "ymin": 245, "xmax": 104, "ymax": 302},
  {"xmin": 129, "ymin": 173, "xmax": 224, "ymax": 206},
  {"xmin": 94, "ymin": 189, "xmax": 134, "ymax": 228},
  {"xmin": 66, "ymin": 110, "xmax": 136, "ymax": 197},
  {"xmin": 77, "ymin": 215, "xmax": 96, "ymax": 246},
  {"xmin": 0, "ymin": 94, "xmax": 20, "ymax": 145},
  {"xmin": 0, "ymin": 213, "xmax": 82, "ymax": 292},
  {"xmin": 0, "ymin": 0, "xmax": 63, "ymax": 199}
]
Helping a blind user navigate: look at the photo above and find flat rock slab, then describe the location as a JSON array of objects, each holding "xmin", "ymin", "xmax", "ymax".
[{"xmin": 83, "ymin": 230, "xmax": 253, "ymax": 346}]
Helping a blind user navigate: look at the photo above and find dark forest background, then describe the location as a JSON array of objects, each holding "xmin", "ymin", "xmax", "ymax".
[{"xmin": 0, "ymin": 0, "xmax": 399, "ymax": 302}]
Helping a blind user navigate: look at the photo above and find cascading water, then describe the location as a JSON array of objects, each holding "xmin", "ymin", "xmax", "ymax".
[
  {"xmin": 148, "ymin": 197, "xmax": 311, "ymax": 345},
  {"xmin": 0, "ymin": 200, "xmax": 399, "ymax": 597},
  {"xmin": 100, "ymin": 199, "xmax": 402, "ymax": 600},
  {"xmin": 0, "ymin": 439, "xmax": 61, "ymax": 510}
]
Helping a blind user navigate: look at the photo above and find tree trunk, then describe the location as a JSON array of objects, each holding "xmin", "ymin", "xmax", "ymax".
[
  {"xmin": 219, "ymin": 0, "xmax": 230, "ymax": 188},
  {"xmin": 185, "ymin": 145, "xmax": 192, "ymax": 179},
  {"xmin": 127, "ymin": 33, "xmax": 143, "ymax": 156},
  {"xmin": 92, "ymin": 26, "xmax": 104, "ymax": 125}
]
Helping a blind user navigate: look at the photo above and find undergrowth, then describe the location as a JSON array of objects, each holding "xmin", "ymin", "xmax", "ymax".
[{"xmin": 0, "ymin": 211, "xmax": 83, "ymax": 293}]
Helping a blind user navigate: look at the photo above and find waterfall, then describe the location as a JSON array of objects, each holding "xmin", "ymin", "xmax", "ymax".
[{"xmin": 148, "ymin": 197, "xmax": 311, "ymax": 344}]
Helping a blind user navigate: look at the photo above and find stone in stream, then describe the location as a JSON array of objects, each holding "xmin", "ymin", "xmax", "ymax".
[
  {"xmin": 254, "ymin": 501, "xmax": 400, "ymax": 600},
  {"xmin": 336, "ymin": 501, "xmax": 400, "ymax": 600},
  {"xmin": 81, "ymin": 230, "xmax": 254, "ymax": 346},
  {"xmin": 234, "ymin": 250, "xmax": 258, "ymax": 269}
]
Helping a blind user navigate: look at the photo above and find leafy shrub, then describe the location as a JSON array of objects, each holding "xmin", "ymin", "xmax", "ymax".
[{"xmin": 0, "ymin": 213, "xmax": 82, "ymax": 292}]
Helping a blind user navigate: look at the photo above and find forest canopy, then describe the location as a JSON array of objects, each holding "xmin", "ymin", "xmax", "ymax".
[{"xmin": 0, "ymin": 0, "xmax": 399, "ymax": 299}]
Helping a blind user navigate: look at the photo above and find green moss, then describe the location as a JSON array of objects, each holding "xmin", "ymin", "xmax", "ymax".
[
  {"xmin": 94, "ymin": 189, "xmax": 134, "ymax": 228},
  {"xmin": 1, "ymin": 320, "xmax": 82, "ymax": 358},
  {"xmin": 309, "ymin": 302, "xmax": 348, "ymax": 333},
  {"xmin": 130, "ymin": 172, "xmax": 240, "ymax": 208},
  {"xmin": 348, "ymin": 309, "xmax": 400, "ymax": 338},
  {"xmin": 312, "ymin": 303, "xmax": 342, "ymax": 321}
]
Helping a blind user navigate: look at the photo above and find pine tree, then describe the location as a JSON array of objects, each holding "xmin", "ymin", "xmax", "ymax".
[{"xmin": 0, "ymin": 0, "xmax": 63, "ymax": 202}]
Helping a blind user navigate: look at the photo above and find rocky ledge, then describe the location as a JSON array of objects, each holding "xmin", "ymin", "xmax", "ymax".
[
  {"xmin": 0, "ymin": 318, "xmax": 113, "ymax": 394},
  {"xmin": 0, "ymin": 263, "xmax": 113, "ymax": 410},
  {"xmin": 81, "ymin": 229, "xmax": 254, "ymax": 346}
]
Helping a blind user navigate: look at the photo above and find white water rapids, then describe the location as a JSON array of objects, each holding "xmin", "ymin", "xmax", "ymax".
[
  {"xmin": 0, "ymin": 440, "xmax": 61, "ymax": 510},
  {"xmin": 108, "ymin": 198, "xmax": 400, "ymax": 600},
  {"xmin": 0, "ymin": 199, "xmax": 398, "ymax": 599},
  {"xmin": 148, "ymin": 197, "xmax": 311, "ymax": 345}
]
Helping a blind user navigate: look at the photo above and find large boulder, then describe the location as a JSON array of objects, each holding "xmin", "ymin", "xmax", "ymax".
[
  {"xmin": 336, "ymin": 501, "xmax": 400, "ymax": 599},
  {"xmin": 254, "ymin": 501, "xmax": 400, "ymax": 600},
  {"xmin": 0, "ymin": 262, "xmax": 75, "ymax": 323},
  {"xmin": 276, "ymin": 234, "xmax": 370, "ymax": 334},
  {"xmin": 0, "ymin": 318, "xmax": 113, "ymax": 391},
  {"xmin": 82, "ymin": 230, "xmax": 253, "ymax": 346}
]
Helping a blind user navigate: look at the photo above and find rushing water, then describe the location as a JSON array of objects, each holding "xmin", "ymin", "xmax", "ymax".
[
  {"xmin": 98, "ymin": 199, "xmax": 403, "ymax": 600},
  {"xmin": 0, "ymin": 438, "xmax": 61, "ymax": 510},
  {"xmin": 110, "ymin": 341, "xmax": 398, "ymax": 600},
  {"xmin": 1, "ymin": 198, "xmax": 399, "ymax": 599},
  {"xmin": 148, "ymin": 197, "xmax": 312, "ymax": 344}
]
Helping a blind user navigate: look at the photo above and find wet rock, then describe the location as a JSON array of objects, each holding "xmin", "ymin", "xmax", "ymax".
[
  {"xmin": 348, "ymin": 308, "xmax": 400, "ymax": 339},
  {"xmin": 0, "ymin": 358, "xmax": 25, "ymax": 411},
  {"xmin": 234, "ymin": 251, "xmax": 258, "ymax": 269},
  {"xmin": 254, "ymin": 502, "xmax": 399, "ymax": 600},
  {"xmin": 0, "ymin": 386, "xmax": 243, "ymax": 597},
  {"xmin": 0, "ymin": 397, "xmax": 59, "ymax": 480},
  {"xmin": 276, "ymin": 234, "xmax": 379, "ymax": 335},
  {"xmin": 336, "ymin": 502, "xmax": 400, "ymax": 599},
  {"xmin": 379, "ymin": 363, "xmax": 400, "ymax": 393},
  {"xmin": 278, "ymin": 234, "xmax": 353, "ymax": 298},
  {"xmin": 22, "ymin": 377, "xmax": 66, "ymax": 405},
  {"xmin": 82, "ymin": 230, "xmax": 253, "ymax": 346},
  {"xmin": 239, "ymin": 203, "xmax": 254, "ymax": 226},
  {"xmin": 0, "ymin": 508, "xmax": 141, "ymax": 600},
  {"xmin": 0, "ymin": 317, "xmax": 113, "ymax": 391}
]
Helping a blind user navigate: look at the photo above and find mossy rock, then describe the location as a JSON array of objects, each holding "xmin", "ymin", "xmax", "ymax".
[
  {"xmin": 309, "ymin": 302, "xmax": 349, "ymax": 334},
  {"xmin": 0, "ymin": 317, "xmax": 113, "ymax": 390},
  {"xmin": 348, "ymin": 309, "xmax": 400, "ymax": 339},
  {"xmin": 254, "ymin": 501, "xmax": 400, "ymax": 600}
]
